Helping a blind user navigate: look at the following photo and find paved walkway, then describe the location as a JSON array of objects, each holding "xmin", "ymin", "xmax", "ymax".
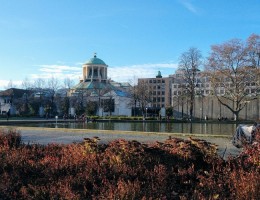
[{"xmin": 0, "ymin": 126, "xmax": 242, "ymax": 160}]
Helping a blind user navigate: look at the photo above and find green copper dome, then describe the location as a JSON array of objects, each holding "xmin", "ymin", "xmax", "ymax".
[{"xmin": 85, "ymin": 53, "xmax": 106, "ymax": 65}]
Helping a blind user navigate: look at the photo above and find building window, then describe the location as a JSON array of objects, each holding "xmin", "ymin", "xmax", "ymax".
[
  {"xmin": 157, "ymin": 85, "xmax": 161, "ymax": 89},
  {"xmin": 162, "ymin": 80, "xmax": 165, "ymax": 83},
  {"xmin": 157, "ymin": 91, "xmax": 160, "ymax": 95},
  {"xmin": 162, "ymin": 91, "xmax": 165, "ymax": 95}
]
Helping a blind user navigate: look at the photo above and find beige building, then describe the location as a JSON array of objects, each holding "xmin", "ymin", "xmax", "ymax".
[
  {"xmin": 171, "ymin": 69, "xmax": 260, "ymax": 120},
  {"xmin": 138, "ymin": 71, "xmax": 173, "ymax": 108}
]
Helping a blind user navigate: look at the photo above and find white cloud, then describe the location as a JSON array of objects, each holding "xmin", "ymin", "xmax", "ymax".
[
  {"xmin": 0, "ymin": 80, "xmax": 9, "ymax": 90},
  {"xmin": 34, "ymin": 62, "xmax": 177, "ymax": 84},
  {"xmin": 30, "ymin": 65, "xmax": 82, "ymax": 80},
  {"xmin": 179, "ymin": 0, "xmax": 199, "ymax": 14},
  {"xmin": 0, "ymin": 80, "xmax": 23, "ymax": 90},
  {"xmin": 0, "ymin": 64, "xmax": 82, "ymax": 90},
  {"xmin": 38, "ymin": 65, "xmax": 81, "ymax": 73},
  {"xmin": 108, "ymin": 62, "xmax": 178, "ymax": 83},
  {"xmin": 0, "ymin": 62, "xmax": 177, "ymax": 90}
]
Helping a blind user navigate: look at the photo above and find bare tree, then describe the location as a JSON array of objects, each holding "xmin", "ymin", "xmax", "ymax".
[
  {"xmin": 172, "ymin": 86, "xmax": 189, "ymax": 119},
  {"xmin": 71, "ymin": 87, "xmax": 85, "ymax": 115},
  {"xmin": 126, "ymin": 77, "xmax": 138, "ymax": 116},
  {"xmin": 47, "ymin": 76, "xmax": 61, "ymax": 116},
  {"xmin": 71, "ymin": 83, "xmax": 92, "ymax": 115},
  {"xmin": 206, "ymin": 35, "xmax": 260, "ymax": 120},
  {"xmin": 48, "ymin": 76, "xmax": 60, "ymax": 91},
  {"xmin": 63, "ymin": 77, "xmax": 75, "ymax": 90},
  {"xmin": 5, "ymin": 80, "xmax": 16, "ymax": 89},
  {"xmin": 62, "ymin": 77, "xmax": 75, "ymax": 116},
  {"xmin": 178, "ymin": 47, "xmax": 202, "ymax": 120},
  {"xmin": 133, "ymin": 80, "xmax": 152, "ymax": 118},
  {"xmin": 21, "ymin": 77, "xmax": 32, "ymax": 90},
  {"xmin": 100, "ymin": 84, "xmax": 115, "ymax": 117},
  {"xmin": 32, "ymin": 78, "xmax": 46, "ymax": 113},
  {"xmin": 20, "ymin": 77, "xmax": 32, "ymax": 114},
  {"xmin": 246, "ymin": 34, "xmax": 260, "ymax": 67},
  {"xmin": 33, "ymin": 78, "xmax": 46, "ymax": 93}
]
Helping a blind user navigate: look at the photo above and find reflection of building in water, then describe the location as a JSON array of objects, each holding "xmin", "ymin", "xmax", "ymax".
[{"xmin": 69, "ymin": 53, "xmax": 132, "ymax": 116}]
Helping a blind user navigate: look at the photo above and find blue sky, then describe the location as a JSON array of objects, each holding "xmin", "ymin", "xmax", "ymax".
[{"xmin": 0, "ymin": 0, "xmax": 259, "ymax": 89}]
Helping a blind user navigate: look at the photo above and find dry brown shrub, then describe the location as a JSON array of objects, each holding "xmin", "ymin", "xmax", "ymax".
[{"xmin": 0, "ymin": 129, "xmax": 259, "ymax": 199}]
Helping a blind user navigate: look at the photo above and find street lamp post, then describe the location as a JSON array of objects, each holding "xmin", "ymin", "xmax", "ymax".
[{"xmin": 146, "ymin": 107, "xmax": 148, "ymax": 118}]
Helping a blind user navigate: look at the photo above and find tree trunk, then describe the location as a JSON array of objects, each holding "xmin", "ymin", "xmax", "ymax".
[
  {"xmin": 234, "ymin": 111, "xmax": 239, "ymax": 121},
  {"xmin": 189, "ymin": 96, "xmax": 194, "ymax": 121}
]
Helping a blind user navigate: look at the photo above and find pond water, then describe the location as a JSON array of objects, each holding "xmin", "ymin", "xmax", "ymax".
[{"xmin": 20, "ymin": 121, "xmax": 240, "ymax": 136}]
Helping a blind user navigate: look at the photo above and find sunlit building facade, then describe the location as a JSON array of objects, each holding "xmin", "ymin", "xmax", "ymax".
[{"xmin": 138, "ymin": 71, "xmax": 173, "ymax": 109}]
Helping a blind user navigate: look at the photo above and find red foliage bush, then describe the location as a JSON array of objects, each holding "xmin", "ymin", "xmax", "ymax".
[
  {"xmin": 0, "ymin": 128, "xmax": 259, "ymax": 199},
  {"xmin": 0, "ymin": 128, "xmax": 21, "ymax": 149}
]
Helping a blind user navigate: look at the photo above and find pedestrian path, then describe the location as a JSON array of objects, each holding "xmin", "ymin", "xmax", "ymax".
[{"xmin": 0, "ymin": 126, "xmax": 242, "ymax": 159}]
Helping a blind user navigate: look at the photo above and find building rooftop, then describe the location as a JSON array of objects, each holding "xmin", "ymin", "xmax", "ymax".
[{"xmin": 84, "ymin": 53, "xmax": 106, "ymax": 65}]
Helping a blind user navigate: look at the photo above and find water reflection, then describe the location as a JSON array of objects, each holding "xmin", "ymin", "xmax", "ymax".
[{"xmin": 22, "ymin": 122, "xmax": 239, "ymax": 136}]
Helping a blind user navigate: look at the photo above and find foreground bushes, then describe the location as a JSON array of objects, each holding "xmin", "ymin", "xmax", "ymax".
[{"xmin": 0, "ymin": 128, "xmax": 259, "ymax": 199}]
